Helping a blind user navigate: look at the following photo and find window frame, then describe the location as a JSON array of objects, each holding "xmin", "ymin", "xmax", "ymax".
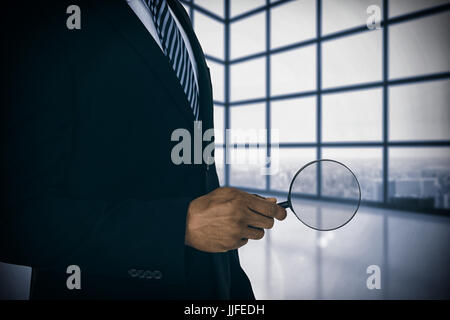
[{"xmin": 182, "ymin": 0, "xmax": 450, "ymax": 214}]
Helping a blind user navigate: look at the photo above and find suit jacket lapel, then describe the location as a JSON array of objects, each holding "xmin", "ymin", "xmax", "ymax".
[{"xmin": 90, "ymin": 0, "xmax": 196, "ymax": 125}]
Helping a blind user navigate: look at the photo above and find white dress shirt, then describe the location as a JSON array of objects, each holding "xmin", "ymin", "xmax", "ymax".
[{"xmin": 126, "ymin": 0, "xmax": 199, "ymax": 86}]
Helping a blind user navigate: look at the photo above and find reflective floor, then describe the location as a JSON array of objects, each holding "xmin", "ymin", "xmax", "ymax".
[
  {"xmin": 239, "ymin": 197, "xmax": 450, "ymax": 299},
  {"xmin": 1, "ymin": 199, "xmax": 449, "ymax": 299}
]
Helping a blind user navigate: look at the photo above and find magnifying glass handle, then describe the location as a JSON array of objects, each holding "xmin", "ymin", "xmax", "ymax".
[
  {"xmin": 252, "ymin": 194, "xmax": 289, "ymax": 209},
  {"xmin": 277, "ymin": 201, "xmax": 290, "ymax": 209}
]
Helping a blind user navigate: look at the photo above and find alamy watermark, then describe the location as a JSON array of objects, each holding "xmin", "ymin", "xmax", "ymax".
[
  {"xmin": 66, "ymin": 5, "xmax": 81, "ymax": 30},
  {"xmin": 66, "ymin": 265, "xmax": 81, "ymax": 290},
  {"xmin": 366, "ymin": 264, "xmax": 381, "ymax": 290},
  {"xmin": 367, "ymin": 5, "xmax": 382, "ymax": 30},
  {"xmin": 170, "ymin": 121, "xmax": 279, "ymax": 175}
]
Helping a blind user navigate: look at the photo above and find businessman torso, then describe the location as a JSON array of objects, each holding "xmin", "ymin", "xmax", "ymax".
[{"xmin": 1, "ymin": 0, "xmax": 254, "ymax": 299}]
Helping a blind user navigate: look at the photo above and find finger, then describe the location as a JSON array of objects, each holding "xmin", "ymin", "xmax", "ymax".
[
  {"xmin": 251, "ymin": 194, "xmax": 277, "ymax": 203},
  {"xmin": 276, "ymin": 204, "xmax": 287, "ymax": 220},
  {"xmin": 252, "ymin": 194, "xmax": 267, "ymax": 200},
  {"xmin": 230, "ymin": 238, "xmax": 249, "ymax": 250},
  {"xmin": 237, "ymin": 238, "xmax": 249, "ymax": 248},
  {"xmin": 242, "ymin": 227, "xmax": 265, "ymax": 240},
  {"xmin": 244, "ymin": 209, "xmax": 275, "ymax": 229},
  {"xmin": 252, "ymin": 193, "xmax": 277, "ymax": 202},
  {"xmin": 246, "ymin": 196, "xmax": 287, "ymax": 221}
]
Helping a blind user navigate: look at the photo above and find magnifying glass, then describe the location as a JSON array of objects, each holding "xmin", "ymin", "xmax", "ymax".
[{"xmin": 274, "ymin": 159, "xmax": 361, "ymax": 231}]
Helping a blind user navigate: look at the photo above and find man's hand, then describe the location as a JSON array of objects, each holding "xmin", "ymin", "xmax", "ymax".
[{"xmin": 185, "ymin": 187, "xmax": 287, "ymax": 253}]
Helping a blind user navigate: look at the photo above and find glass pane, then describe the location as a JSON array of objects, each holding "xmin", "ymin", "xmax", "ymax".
[
  {"xmin": 322, "ymin": 88, "xmax": 383, "ymax": 142},
  {"xmin": 258, "ymin": 198, "xmax": 319, "ymax": 300},
  {"xmin": 214, "ymin": 147, "xmax": 225, "ymax": 186},
  {"xmin": 387, "ymin": 214, "xmax": 450, "ymax": 299},
  {"xmin": 323, "ymin": 0, "xmax": 383, "ymax": 35},
  {"xmin": 271, "ymin": 0, "xmax": 316, "ymax": 49},
  {"xmin": 271, "ymin": 97, "xmax": 316, "ymax": 143},
  {"xmin": 271, "ymin": 45, "xmax": 316, "ymax": 96},
  {"xmin": 390, "ymin": 0, "xmax": 450, "ymax": 17},
  {"xmin": 229, "ymin": 103, "xmax": 266, "ymax": 144},
  {"xmin": 389, "ymin": 12, "xmax": 450, "ymax": 79},
  {"xmin": 194, "ymin": 11, "xmax": 224, "ymax": 59},
  {"xmin": 270, "ymin": 148, "xmax": 317, "ymax": 193},
  {"xmin": 206, "ymin": 59, "xmax": 224, "ymax": 102},
  {"xmin": 229, "ymin": 147, "xmax": 267, "ymax": 189},
  {"xmin": 320, "ymin": 211, "xmax": 383, "ymax": 299},
  {"xmin": 230, "ymin": 0, "xmax": 265, "ymax": 17},
  {"xmin": 194, "ymin": 0, "xmax": 224, "ymax": 18},
  {"xmin": 231, "ymin": 12, "xmax": 266, "ymax": 59},
  {"xmin": 322, "ymin": 148, "xmax": 383, "ymax": 202},
  {"xmin": 214, "ymin": 105, "xmax": 225, "ymax": 144},
  {"xmin": 230, "ymin": 58, "xmax": 266, "ymax": 101},
  {"xmin": 389, "ymin": 80, "xmax": 450, "ymax": 141},
  {"xmin": 323, "ymin": 30, "xmax": 382, "ymax": 88},
  {"xmin": 389, "ymin": 147, "xmax": 450, "ymax": 209}
]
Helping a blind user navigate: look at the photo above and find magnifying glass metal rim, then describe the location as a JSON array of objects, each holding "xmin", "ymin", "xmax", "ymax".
[{"xmin": 282, "ymin": 158, "xmax": 362, "ymax": 232}]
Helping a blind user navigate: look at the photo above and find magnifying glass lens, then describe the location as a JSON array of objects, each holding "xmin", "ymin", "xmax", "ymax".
[{"xmin": 289, "ymin": 160, "xmax": 360, "ymax": 231}]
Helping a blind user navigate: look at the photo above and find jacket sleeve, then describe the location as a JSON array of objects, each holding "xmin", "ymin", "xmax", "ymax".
[
  {"xmin": 0, "ymin": 3, "xmax": 193, "ymax": 286},
  {"xmin": 229, "ymin": 249, "xmax": 256, "ymax": 300}
]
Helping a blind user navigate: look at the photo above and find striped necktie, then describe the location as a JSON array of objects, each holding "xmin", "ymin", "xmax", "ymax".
[{"xmin": 147, "ymin": 0, "xmax": 200, "ymax": 120}]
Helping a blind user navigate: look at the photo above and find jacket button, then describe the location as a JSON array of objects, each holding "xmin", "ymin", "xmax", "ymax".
[
  {"xmin": 128, "ymin": 269, "xmax": 138, "ymax": 278},
  {"xmin": 128, "ymin": 269, "xmax": 162, "ymax": 280}
]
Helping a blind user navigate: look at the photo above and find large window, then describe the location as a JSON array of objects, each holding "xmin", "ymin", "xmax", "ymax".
[{"xmin": 182, "ymin": 0, "xmax": 450, "ymax": 212}]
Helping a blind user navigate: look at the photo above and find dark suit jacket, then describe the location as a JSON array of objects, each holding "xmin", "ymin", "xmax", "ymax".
[{"xmin": 0, "ymin": 0, "xmax": 254, "ymax": 299}]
